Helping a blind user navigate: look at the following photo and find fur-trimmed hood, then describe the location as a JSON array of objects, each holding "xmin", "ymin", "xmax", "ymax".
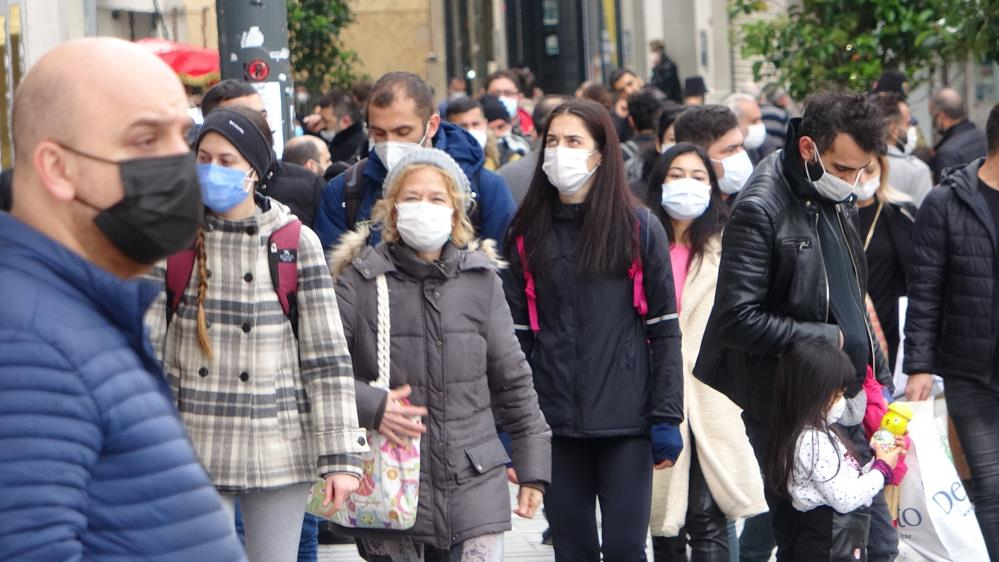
[{"xmin": 327, "ymin": 224, "xmax": 506, "ymax": 280}]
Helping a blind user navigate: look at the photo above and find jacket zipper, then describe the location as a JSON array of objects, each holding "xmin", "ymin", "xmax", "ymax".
[
  {"xmin": 835, "ymin": 207, "xmax": 878, "ymax": 373},
  {"xmin": 807, "ymin": 200, "xmax": 830, "ymax": 322}
]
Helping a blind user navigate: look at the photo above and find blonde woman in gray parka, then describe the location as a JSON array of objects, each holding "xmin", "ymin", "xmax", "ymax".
[{"xmin": 329, "ymin": 147, "xmax": 552, "ymax": 561}]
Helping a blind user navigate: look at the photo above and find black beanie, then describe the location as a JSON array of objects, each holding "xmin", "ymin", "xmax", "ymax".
[
  {"xmin": 480, "ymin": 94, "xmax": 511, "ymax": 123},
  {"xmin": 196, "ymin": 108, "xmax": 276, "ymax": 182}
]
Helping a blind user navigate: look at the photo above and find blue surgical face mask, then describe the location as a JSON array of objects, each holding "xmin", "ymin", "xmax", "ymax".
[{"xmin": 197, "ymin": 163, "xmax": 252, "ymax": 213}]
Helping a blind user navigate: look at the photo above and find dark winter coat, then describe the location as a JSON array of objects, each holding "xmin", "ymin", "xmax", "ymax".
[
  {"xmin": 328, "ymin": 121, "xmax": 368, "ymax": 164},
  {"xmin": 313, "ymin": 122, "xmax": 516, "ymax": 248},
  {"xmin": 694, "ymin": 122, "xmax": 891, "ymax": 423},
  {"xmin": 261, "ymin": 160, "xmax": 324, "ymax": 228},
  {"xmin": 933, "ymin": 120, "xmax": 987, "ymax": 182},
  {"xmin": 501, "ymin": 203, "xmax": 684, "ymax": 437},
  {"xmin": 330, "ymin": 229, "xmax": 551, "ymax": 549},
  {"xmin": 0, "ymin": 212, "xmax": 246, "ymax": 562},
  {"xmin": 905, "ymin": 159, "xmax": 999, "ymax": 384}
]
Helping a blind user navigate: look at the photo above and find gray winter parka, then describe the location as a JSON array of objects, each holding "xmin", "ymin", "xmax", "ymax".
[{"xmin": 329, "ymin": 228, "xmax": 552, "ymax": 549}]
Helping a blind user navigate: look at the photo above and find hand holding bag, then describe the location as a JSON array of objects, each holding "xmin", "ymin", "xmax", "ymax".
[{"xmin": 306, "ymin": 274, "xmax": 421, "ymax": 529}]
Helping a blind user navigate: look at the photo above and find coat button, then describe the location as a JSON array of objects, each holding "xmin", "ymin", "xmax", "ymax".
[
  {"xmin": 198, "ymin": 367, "xmax": 208, "ymax": 377},
  {"xmin": 244, "ymin": 272, "xmax": 254, "ymax": 283},
  {"xmin": 239, "ymin": 371, "xmax": 249, "ymax": 382},
  {"xmin": 434, "ymin": 291, "xmax": 440, "ymax": 298},
  {"xmin": 242, "ymin": 322, "xmax": 252, "ymax": 333},
  {"xmin": 357, "ymin": 436, "xmax": 366, "ymax": 446},
  {"xmin": 206, "ymin": 268, "xmax": 212, "ymax": 279},
  {"xmin": 246, "ymin": 225, "xmax": 258, "ymax": 236},
  {"xmin": 475, "ymin": 464, "xmax": 483, "ymax": 471},
  {"xmin": 436, "ymin": 340, "xmax": 442, "ymax": 347}
]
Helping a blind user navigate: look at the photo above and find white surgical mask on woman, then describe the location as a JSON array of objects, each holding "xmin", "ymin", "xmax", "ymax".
[
  {"xmin": 395, "ymin": 201, "xmax": 453, "ymax": 252},
  {"xmin": 854, "ymin": 177, "xmax": 880, "ymax": 201},
  {"xmin": 661, "ymin": 177, "xmax": 711, "ymax": 220},
  {"xmin": 904, "ymin": 126, "xmax": 918, "ymax": 155},
  {"xmin": 542, "ymin": 147, "xmax": 599, "ymax": 194},
  {"xmin": 716, "ymin": 150, "xmax": 754, "ymax": 194}
]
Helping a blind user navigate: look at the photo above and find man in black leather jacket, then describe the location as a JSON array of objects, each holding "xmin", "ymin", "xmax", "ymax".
[{"xmin": 694, "ymin": 91, "xmax": 896, "ymax": 562}]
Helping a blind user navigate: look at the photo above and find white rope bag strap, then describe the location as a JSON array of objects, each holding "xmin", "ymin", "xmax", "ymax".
[{"xmin": 374, "ymin": 274, "xmax": 391, "ymax": 390}]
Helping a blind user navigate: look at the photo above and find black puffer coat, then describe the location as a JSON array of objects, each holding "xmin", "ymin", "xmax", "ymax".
[{"xmin": 905, "ymin": 159, "xmax": 998, "ymax": 383}]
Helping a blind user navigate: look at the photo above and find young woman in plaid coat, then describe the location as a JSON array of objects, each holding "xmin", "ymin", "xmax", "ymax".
[{"xmin": 145, "ymin": 107, "xmax": 367, "ymax": 562}]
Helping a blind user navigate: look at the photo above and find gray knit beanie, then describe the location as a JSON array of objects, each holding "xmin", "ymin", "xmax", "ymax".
[{"xmin": 383, "ymin": 147, "xmax": 472, "ymax": 208}]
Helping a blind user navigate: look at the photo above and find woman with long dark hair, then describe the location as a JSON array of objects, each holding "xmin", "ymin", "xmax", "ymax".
[
  {"xmin": 644, "ymin": 143, "xmax": 767, "ymax": 561},
  {"xmin": 502, "ymin": 99, "xmax": 684, "ymax": 561}
]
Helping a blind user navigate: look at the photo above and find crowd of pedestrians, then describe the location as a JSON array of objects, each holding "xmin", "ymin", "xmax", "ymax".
[{"xmin": 3, "ymin": 34, "xmax": 999, "ymax": 562}]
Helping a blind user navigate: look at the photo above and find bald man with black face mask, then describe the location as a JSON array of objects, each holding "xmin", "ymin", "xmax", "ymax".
[{"xmin": 0, "ymin": 37, "xmax": 245, "ymax": 561}]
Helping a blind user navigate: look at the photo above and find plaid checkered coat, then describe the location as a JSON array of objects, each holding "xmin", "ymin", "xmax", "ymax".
[{"xmin": 146, "ymin": 198, "xmax": 366, "ymax": 492}]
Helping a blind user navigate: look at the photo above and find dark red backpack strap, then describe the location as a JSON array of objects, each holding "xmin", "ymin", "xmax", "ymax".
[
  {"xmin": 268, "ymin": 219, "xmax": 303, "ymax": 338},
  {"xmin": 165, "ymin": 250, "xmax": 196, "ymax": 323},
  {"xmin": 515, "ymin": 235, "xmax": 540, "ymax": 333},
  {"xmin": 630, "ymin": 217, "xmax": 648, "ymax": 317}
]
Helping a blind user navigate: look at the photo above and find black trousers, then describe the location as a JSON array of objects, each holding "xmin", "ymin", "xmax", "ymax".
[
  {"xmin": 547, "ymin": 436, "xmax": 653, "ymax": 562},
  {"xmin": 652, "ymin": 437, "xmax": 729, "ymax": 562}
]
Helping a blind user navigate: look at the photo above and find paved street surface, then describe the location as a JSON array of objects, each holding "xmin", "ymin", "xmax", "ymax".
[{"xmin": 318, "ymin": 485, "xmax": 658, "ymax": 561}]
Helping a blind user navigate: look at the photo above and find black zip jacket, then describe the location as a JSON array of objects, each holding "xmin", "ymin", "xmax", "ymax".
[
  {"xmin": 905, "ymin": 158, "xmax": 999, "ymax": 384},
  {"xmin": 501, "ymin": 203, "xmax": 683, "ymax": 437},
  {"xmin": 694, "ymin": 119, "xmax": 891, "ymax": 423}
]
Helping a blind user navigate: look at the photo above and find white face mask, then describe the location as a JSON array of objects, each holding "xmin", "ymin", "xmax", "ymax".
[
  {"xmin": 543, "ymin": 147, "xmax": 599, "ymax": 194},
  {"xmin": 854, "ymin": 177, "xmax": 880, "ymax": 201},
  {"xmin": 661, "ymin": 177, "xmax": 711, "ymax": 220},
  {"xmin": 660, "ymin": 142, "xmax": 676, "ymax": 154},
  {"xmin": 826, "ymin": 396, "xmax": 847, "ymax": 425},
  {"xmin": 806, "ymin": 148, "xmax": 861, "ymax": 203},
  {"xmin": 716, "ymin": 150, "xmax": 754, "ymax": 194},
  {"xmin": 904, "ymin": 126, "xmax": 918, "ymax": 155},
  {"xmin": 374, "ymin": 123, "xmax": 431, "ymax": 172},
  {"xmin": 395, "ymin": 201, "xmax": 454, "ymax": 252},
  {"xmin": 469, "ymin": 128, "xmax": 488, "ymax": 149},
  {"xmin": 499, "ymin": 96, "xmax": 519, "ymax": 118},
  {"xmin": 744, "ymin": 123, "xmax": 767, "ymax": 150}
]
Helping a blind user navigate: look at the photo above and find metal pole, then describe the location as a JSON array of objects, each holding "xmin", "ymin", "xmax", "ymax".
[{"xmin": 216, "ymin": 0, "xmax": 294, "ymax": 156}]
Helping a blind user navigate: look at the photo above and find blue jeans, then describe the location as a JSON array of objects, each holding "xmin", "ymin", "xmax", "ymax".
[
  {"xmin": 234, "ymin": 503, "xmax": 318, "ymax": 562},
  {"xmin": 946, "ymin": 375, "xmax": 999, "ymax": 561}
]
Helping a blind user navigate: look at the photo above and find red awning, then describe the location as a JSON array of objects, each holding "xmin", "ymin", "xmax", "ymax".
[{"xmin": 137, "ymin": 37, "xmax": 220, "ymax": 87}]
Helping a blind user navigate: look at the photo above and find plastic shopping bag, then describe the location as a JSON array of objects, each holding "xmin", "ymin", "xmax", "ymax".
[{"xmin": 895, "ymin": 400, "xmax": 988, "ymax": 561}]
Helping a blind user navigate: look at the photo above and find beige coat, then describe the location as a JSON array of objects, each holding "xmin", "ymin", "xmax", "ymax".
[{"xmin": 650, "ymin": 236, "xmax": 768, "ymax": 537}]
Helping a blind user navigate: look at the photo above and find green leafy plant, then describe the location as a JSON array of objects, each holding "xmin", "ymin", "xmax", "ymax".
[
  {"xmin": 730, "ymin": 0, "xmax": 964, "ymax": 100},
  {"xmin": 287, "ymin": 0, "xmax": 361, "ymax": 95}
]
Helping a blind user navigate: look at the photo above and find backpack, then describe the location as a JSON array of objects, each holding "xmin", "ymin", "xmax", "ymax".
[
  {"xmin": 514, "ymin": 219, "xmax": 648, "ymax": 333},
  {"xmin": 341, "ymin": 158, "xmax": 483, "ymax": 232},
  {"xmin": 165, "ymin": 220, "xmax": 303, "ymax": 338}
]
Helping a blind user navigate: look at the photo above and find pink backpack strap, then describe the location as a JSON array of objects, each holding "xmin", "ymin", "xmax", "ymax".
[
  {"xmin": 630, "ymin": 218, "xmax": 648, "ymax": 317},
  {"xmin": 268, "ymin": 220, "xmax": 302, "ymax": 336},
  {"xmin": 515, "ymin": 235, "xmax": 540, "ymax": 333},
  {"xmin": 165, "ymin": 249, "xmax": 196, "ymax": 321}
]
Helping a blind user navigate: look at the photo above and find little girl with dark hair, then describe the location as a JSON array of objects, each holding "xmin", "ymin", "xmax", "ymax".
[{"xmin": 766, "ymin": 342, "xmax": 905, "ymax": 562}]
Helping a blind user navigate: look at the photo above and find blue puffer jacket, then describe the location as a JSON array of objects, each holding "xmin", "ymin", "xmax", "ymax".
[
  {"xmin": 0, "ymin": 213, "xmax": 246, "ymax": 562},
  {"xmin": 313, "ymin": 121, "xmax": 516, "ymax": 248}
]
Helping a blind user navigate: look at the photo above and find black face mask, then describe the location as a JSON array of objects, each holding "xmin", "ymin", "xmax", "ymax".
[{"xmin": 61, "ymin": 144, "xmax": 204, "ymax": 264}]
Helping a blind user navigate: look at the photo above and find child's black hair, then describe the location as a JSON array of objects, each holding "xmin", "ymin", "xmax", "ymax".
[{"xmin": 766, "ymin": 341, "xmax": 857, "ymax": 499}]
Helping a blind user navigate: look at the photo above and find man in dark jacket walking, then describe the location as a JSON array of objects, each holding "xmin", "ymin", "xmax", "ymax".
[
  {"xmin": 695, "ymin": 91, "xmax": 896, "ymax": 562},
  {"xmin": 930, "ymin": 88, "xmax": 987, "ymax": 182},
  {"xmin": 0, "ymin": 37, "xmax": 245, "ymax": 562},
  {"xmin": 905, "ymin": 103, "xmax": 999, "ymax": 560},
  {"xmin": 649, "ymin": 40, "xmax": 682, "ymax": 103},
  {"xmin": 314, "ymin": 72, "xmax": 516, "ymax": 248}
]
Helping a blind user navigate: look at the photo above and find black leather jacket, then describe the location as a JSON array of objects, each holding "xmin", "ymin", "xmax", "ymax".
[{"xmin": 694, "ymin": 121, "xmax": 891, "ymax": 422}]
